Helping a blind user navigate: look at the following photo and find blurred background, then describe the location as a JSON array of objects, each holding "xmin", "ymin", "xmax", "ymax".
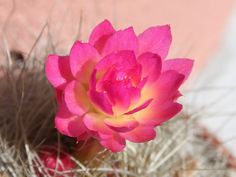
[{"xmin": 0, "ymin": 0, "xmax": 236, "ymax": 171}]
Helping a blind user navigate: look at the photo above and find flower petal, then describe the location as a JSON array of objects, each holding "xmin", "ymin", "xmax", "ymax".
[
  {"xmin": 153, "ymin": 102, "xmax": 183, "ymax": 125},
  {"xmin": 135, "ymin": 101, "xmax": 183, "ymax": 126},
  {"xmin": 45, "ymin": 55, "xmax": 73, "ymax": 89},
  {"xmin": 89, "ymin": 19, "xmax": 115, "ymax": 53},
  {"xmin": 69, "ymin": 41, "xmax": 99, "ymax": 77},
  {"xmin": 102, "ymin": 27, "xmax": 138, "ymax": 56},
  {"xmin": 89, "ymin": 90, "xmax": 113, "ymax": 115},
  {"xmin": 102, "ymin": 81, "xmax": 131, "ymax": 109},
  {"xmin": 163, "ymin": 58, "xmax": 194, "ymax": 80},
  {"xmin": 96, "ymin": 50, "xmax": 137, "ymax": 71},
  {"xmin": 55, "ymin": 116, "xmax": 87, "ymax": 137},
  {"xmin": 64, "ymin": 81, "xmax": 90, "ymax": 116},
  {"xmin": 89, "ymin": 70, "xmax": 114, "ymax": 115},
  {"xmin": 138, "ymin": 52, "xmax": 162, "ymax": 82},
  {"xmin": 55, "ymin": 99, "xmax": 87, "ymax": 137},
  {"xmin": 83, "ymin": 113, "xmax": 113, "ymax": 135},
  {"xmin": 125, "ymin": 99, "xmax": 153, "ymax": 115},
  {"xmin": 138, "ymin": 25, "xmax": 172, "ymax": 59},
  {"xmin": 100, "ymin": 134, "xmax": 126, "ymax": 152},
  {"xmin": 154, "ymin": 70, "xmax": 185, "ymax": 102},
  {"xmin": 129, "ymin": 87, "xmax": 141, "ymax": 104},
  {"xmin": 121, "ymin": 126, "xmax": 156, "ymax": 143},
  {"xmin": 104, "ymin": 117, "xmax": 139, "ymax": 132}
]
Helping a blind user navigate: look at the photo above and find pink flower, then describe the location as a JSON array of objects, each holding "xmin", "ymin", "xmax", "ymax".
[
  {"xmin": 38, "ymin": 146, "xmax": 76, "ymax": 177},
  {"xmin": 45, "ymin": 20, "xmax": 193, "ymax": 152}
]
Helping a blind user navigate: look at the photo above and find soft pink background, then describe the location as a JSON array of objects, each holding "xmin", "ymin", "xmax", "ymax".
[{"xmin": 0, "ymin": 0, "xmax": 235, "ymax": 75}]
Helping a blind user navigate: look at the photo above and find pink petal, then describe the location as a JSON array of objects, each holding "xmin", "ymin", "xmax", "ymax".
[
  {"xmin": 89, "ymin": 70, "xmax": 113, "ymax": 115},
  {"xmin": 163, "ymin": 58, "xmax": 194, "ymax": 80},
  {"xmin": 128, "ymin": 65, "xmax": 142, "ymax": 86},
  {"xmin": 137, "ymin": 77, "xmax": 148, "ymax": 89},
  {"xmin": 89, "ymin": 19, "xmax": 115, "ymax": 53},
  {"xmin": 102, "ymin": 27, "xmax": 138, "ymax": 56},
  {"xmin": 55, "ymin": 90, "xmax": 87, "ymax": 137},
  {"xmin": 124, "ymin": 99, "xmax": 153, "ymax": 115},
  {"xmin": 45, "ymin": 55, "xmax": 73, "ymax": 89},
  {"xmin": 171, "ymin": 91, "xmax": 182, "ymax": 100},
  {"xmin": 154, "ymin": 102, "xmax": 183, "ymax": 125},
  {"xmin": 104, "ymin": 117, "xmax": 139, "ymax": 132},
  {"xmin": 138, "ymin": 52, "xmax": 162, "ymax": 82},
  {"xmin": 102, "ymin": 81, "xmax": 131, "ymax": 109},
  {"xmin": 69, "ymin": 41, "xmax": 99, "ymax": 77},
  {"xmin": 121, "ymin": 126, "xmax": 156, "ymax": 143},
  {"xmin": 55, "ymin": 89, "xmax": 71, "ymax": 118},
  {"xmin": 100, "ymin": 134, "xmax": 126, "ymax": 152},
  {"xmin": 129, "ymin": 87, "xmax": 141, "ymax": 103},
  {"xmin": 83, "ymin": 113, "xmax": 113, "ymax": 135},
  {"xmin": 136, "ymin": 101, "xmax": 183, "ymax": 126},
  {"xmin": 55, "ymin": 116, "xmax": 87, "ymax": 137},
  {"xmin": 89, "ymin": 69, "xmax": 97, "ymax": 89},
  {"xmin": 55, "ymin": 101, "xmax": 87, "ymax": 137},
  {"xmin": 138, "ymin": 25, "xmax": 172, "ymax": 59},
  {"xmin": 97, "ymin": 132, "xmax": 113, "ymax": 140},
  {"xmin": 64, "ymin": 81, "xmax": 89, "ymax": 116},
  {"xmin": 76, "ymin": 59, "xmax": 97, "ymax": 84},
  {"xmin": 94, "ymin": 51, "xmax": 141, "ymax": 109},
  {"xmin": 96, "ymin": 50, "xmax": 137, "ymax": 71},
  {"xmin": 154, "ymin": 70, "xmax": 185, "ymax": 102},
  {"xmin": 89, "ymin": 90, "xmax": 113, "ymax": 115}
]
